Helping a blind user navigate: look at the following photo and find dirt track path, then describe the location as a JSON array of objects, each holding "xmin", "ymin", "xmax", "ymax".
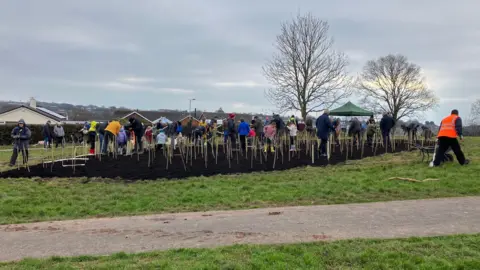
[{"xmin": 1, "ymin": 197, "xmax": 479, "ymax": 261}]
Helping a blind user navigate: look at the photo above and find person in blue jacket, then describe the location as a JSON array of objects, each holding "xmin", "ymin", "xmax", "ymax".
[
  {"xmin": 176, "ymin": 121, "xmax": 183, "ymax": 134},
  {"xmin": 237, "ymin": 118, "xmax": 250, "ymax": 152},
  {"xmin": 315, "ymin": 109, "xmax": 334, "ymax": 157}
]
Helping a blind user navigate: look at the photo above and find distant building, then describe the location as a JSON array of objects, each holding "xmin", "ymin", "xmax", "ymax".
[{"xmin": 0, "ymin": 98, "xmax": 67, "ymax": 125}]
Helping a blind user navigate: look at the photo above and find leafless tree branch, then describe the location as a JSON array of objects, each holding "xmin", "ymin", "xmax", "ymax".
[
  {"xmin": 263, "ymin": 13, "xmax": 352, "ymax": 120},
  {"xmin": 469, "ymin": 99, "xmax": 480, "ymax": 125},
  {"xmin": 355, "ymin": 54, "xmax": 438, "ymax": 122}
]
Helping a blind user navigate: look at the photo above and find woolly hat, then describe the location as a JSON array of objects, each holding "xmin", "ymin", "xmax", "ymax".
[{"xmin": 228, "ymin": 113, "xmax": 235, "ymax": 119}]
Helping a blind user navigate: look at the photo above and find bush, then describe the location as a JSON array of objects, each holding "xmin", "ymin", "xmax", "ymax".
[
  {"xmin": 464, "ymin": 125, "xmax": 480, "ymax": 136},
  {"xmin": 0, "ymin": 124, "xmax": 83, "ymax": 145}
]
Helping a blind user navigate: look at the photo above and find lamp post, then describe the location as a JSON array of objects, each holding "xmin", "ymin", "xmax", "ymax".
[{"xmin": 189, "ymin": 98, "xmax": 196, "ymax": 113}]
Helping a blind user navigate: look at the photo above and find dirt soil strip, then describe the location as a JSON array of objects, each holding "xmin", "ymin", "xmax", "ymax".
[{"xmin": 1, "ymin": 197, "xmax": 479, "ymax": 262}]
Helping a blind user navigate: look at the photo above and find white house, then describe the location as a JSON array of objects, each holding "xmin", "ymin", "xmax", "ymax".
[{"xmin": 0, "ymin": 98, "xmax": 66, "ymax": 125}]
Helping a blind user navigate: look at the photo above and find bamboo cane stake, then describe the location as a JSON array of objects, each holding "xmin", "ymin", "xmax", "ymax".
[
  {"xmin": 204, "ymin": 142, "xmax": 208, "ymax": 168},
  {"xmin": 361, "ymin": 133, "xmax": 365, "ymax": 159},
  {"xmin": 227, "ymin": 140, "xmax": 231, "ymax": 169},
  {"xmin": 345, "ymin": 137, "xmax": 349, "ymax": 162},
  {"xmin": 327, "ymin": 133, "xmax": 332, "ymax": 161},
  {"xmin": 72, "ymin": 146, "xmax": 77, "ymax": 174},
  {"xmin": 215, "ymin": 137, "xmax": 219, "ymax": 165},
  {"xmin": 311, "ymin": 142, "xmax": 314, "ymax": 164}
]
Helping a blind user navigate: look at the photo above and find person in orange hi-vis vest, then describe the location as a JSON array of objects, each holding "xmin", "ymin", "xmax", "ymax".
[{"xmin": 430, "ymin": 109, "xmax": 470, "ymax": 167}]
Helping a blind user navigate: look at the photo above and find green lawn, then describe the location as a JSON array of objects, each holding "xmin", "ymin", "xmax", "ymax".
[
  {"xmin": 0, "ymin": 144, "xmax": 86, "ymax": 171},
  {"xmin": 1, "ymin": 234, "xmax": 479, "ymax": 269},
  {"xmin": 0, "ymin": 138, "xmax": 479, "ymax": 225}
]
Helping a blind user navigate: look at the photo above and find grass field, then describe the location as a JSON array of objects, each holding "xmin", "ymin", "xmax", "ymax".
[
  {"xmin": 0, "ymin": 138, "xmax": 478, "ymax": 224},
  {"xmin": 1, "ymin": 234, "xmax": 479, "ymax": 269}
]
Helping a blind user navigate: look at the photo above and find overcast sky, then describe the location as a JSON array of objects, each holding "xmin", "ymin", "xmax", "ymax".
[{"xmin": 1, "ymin": 0, "xmax": 479, "ymax": 123}]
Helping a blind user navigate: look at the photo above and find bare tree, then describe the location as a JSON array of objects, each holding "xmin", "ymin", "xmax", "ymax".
[
  {"xmin": 263, "ymin": 13, "xmax": 351, "ymax": 120},
  {"xmin": 469, "ymin": 99, "xmax": 480, "ymax": 125},
  {"xmin": 356, "ymin": 54, "xmax": 438, "ymax": 122}
]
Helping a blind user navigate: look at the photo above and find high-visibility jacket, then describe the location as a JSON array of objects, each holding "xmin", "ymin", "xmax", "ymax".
[
  {"xmin": 437, "ymin": 114, "xmax": 459, "ymax": 138},
  {"xmin": 88, "ymin": 121, "xmax": 98, "ymax": 132}
]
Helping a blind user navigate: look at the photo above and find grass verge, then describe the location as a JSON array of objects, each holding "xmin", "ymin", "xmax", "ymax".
[
  {"xmin": 1, "ymin": 234, "xmax": 479, "ymax": 269},
  {"xmin": 0, "ymin": 138, "xmax": 479, "ymax": 224}
]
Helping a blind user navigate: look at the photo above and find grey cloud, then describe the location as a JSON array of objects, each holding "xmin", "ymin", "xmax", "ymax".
[{"xmin": 1, "ymin": 0, "xmax": 479, "ymax": 122}]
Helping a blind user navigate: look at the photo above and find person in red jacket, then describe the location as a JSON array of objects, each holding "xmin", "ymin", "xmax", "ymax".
[
  {"xmin": 144, "ymin": 126, "xmax": 153, "ymax": 145},
  {"xmin": 431, "ymin": 109, "xmax": 470, "ymax": 167}
]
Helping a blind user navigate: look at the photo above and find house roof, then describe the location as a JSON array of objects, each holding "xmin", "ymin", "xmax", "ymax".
[
  {"xmin": 0, "ymin": 105, "xmax": 65, "ymax": 122},
  {"xmin": 36, "ymin": 107, "xmax": 67, "ymax": 119},
  {"xmin": 113, "ymin": 110, "xmax": 191, "ymax": 123},
  {"xmin": 179, "ymin": 115, "xmax": 200, "ymax": 122},
  {"xmin": 152, "ymin": 117, "xmax": 172, "ymax": 124},
  {"xmin": 112, "ymin": 110, "xmax": 262, "ymax": 123}
]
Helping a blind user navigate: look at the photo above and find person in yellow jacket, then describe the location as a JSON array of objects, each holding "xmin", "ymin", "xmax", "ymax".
[
  {"xmin": 430, "ymin": 109, "xmax": 470, "ymax": 167},
  {"xmin": 102, "ymin": 120, "xmax": 121, "ymax": 154},
  {"xmin": 88, "ymin": 121, "xmax": 98, "ymax": 154},
  {"xmin": 199, "ymin": 118, "xmax": 208, "ymax": 142}
]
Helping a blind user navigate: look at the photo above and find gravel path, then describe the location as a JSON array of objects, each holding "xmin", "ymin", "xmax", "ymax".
[{"xmin": 1, "ymin": 196, "xmax": 479, "ymax": 261}]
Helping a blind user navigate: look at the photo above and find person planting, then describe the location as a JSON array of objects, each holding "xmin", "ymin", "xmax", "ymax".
[
  {"xmin": 380, "ymin": 112, "xmax": 395, "ymax": 148},
  {"xmin": 102, "ymin": 120, "xmax": 121, "ymax": 154},
  {"xmin": 88, "ymin": 121, "xmax": 98, "ymax": 154},
  {"xmin": 227, "ymin": 113, "xmax": 237, "ymax": 146},
  {"xmin": 287, "ymin": 121, "xmax": 297, "ymax": 151},
  {"xmin": 238, "ymin": 118, "xmax": 250, "ymax": 152},
  {"xmin": 117, "ymin": 126, "xmax": 128, "ymax": 155},
  {"xmin": 156, "ymin": 129, "xmax": 167, "ymax": 150},
  {"xmin": 263, "ymin": 122, "xmax": 277, "ymax": 153},
  {"xmin": 430, "ymin": 109, "xmax": 470, "ymax": 167},
  {"xmin": 128, "ymin": 117, "xmax": 144, "ymax": 153},
  {"xmin": 316, "ymin": 109, "xmax": 334, "ymax": 157},
  {"xmin": 253, "ymin": 116, "xmax": 263, "ymax": 140}
]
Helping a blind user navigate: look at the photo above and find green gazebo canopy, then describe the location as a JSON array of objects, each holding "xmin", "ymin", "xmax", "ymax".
[{"xmin": 329, "ymin": 101, "xmax": 373, "ymax": 117}]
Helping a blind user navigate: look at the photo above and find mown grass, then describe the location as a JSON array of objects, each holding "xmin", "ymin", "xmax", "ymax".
[
  {"xmin": 0, "ymin": 144, "xmax": 83, "ymax": 172},
  {"xmin": 1, "ymin": 234, "xmax": 479, "ymax": 269},
  {"xmin": 0, "ymin": 138, "xmax": 479, "ymax": 224}
]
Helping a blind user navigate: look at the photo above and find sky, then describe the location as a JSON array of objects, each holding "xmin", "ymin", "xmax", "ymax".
[{"xmin": 1, "ymin": 0, "xmax": 479, "ymax": 123}]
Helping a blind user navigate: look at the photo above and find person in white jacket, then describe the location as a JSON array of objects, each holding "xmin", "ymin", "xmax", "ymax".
[
  {"xmin": 287, "ymin": 121, "xmax": 297, "ymax": 151},
  {"xmin": 156, "ymin": 129, "xmax": 167, "ymax": 150}
]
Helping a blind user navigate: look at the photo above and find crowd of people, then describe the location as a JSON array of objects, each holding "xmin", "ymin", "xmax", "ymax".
[{"xmin": 7, "ymin": 109, "xmax": 469, "ymax": 167}]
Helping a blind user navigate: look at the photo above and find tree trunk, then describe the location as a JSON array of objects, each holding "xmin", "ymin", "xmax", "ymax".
[{"xmin": 301, "ymin": 108, "xmax": 307, "ymax": 121}]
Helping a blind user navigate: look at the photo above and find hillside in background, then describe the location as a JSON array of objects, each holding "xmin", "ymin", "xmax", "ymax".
[{"xmin": 0, "ymin": 100, "xmax": 262, "ymax": 122}]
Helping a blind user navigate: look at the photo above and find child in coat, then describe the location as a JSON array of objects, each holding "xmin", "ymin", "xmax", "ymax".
[
  {"xmin": 287, "ymin": 121, "xmax": 297, "ymax": 151},
  {"xmin": 156, "ymin": 130, "xmax": 167, "ymax": 150},
  {"xmin": 263, "ymin": 123, "xmax": 276, "ymax": 153},
  {"xmin": 117, "ymin": 127, "xmax": 128, "ymax": 155}
]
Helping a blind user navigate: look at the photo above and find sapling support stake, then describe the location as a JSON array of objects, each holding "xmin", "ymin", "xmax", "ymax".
[
  {"xmin": 227, "ymin": 140, "xmax": 231, "ymax": 169},
  {"xmin": 361, "ymin": 134, "xmax": 365, "ymax": 159},
  {"xmin": 272, "ymin": 142, "xmax": 277, "ymax": 169},
  {"xmin": 327, "ymin": 134, "xmax": 331, "ymax": 161},
  {"xmin": 215, "ymin": 137, "xmax": 219, "ymax": 165},
  {"xmin": 165, "ymin": 144, "xmax": 170, "ymax": 170},
  {"xmin": 345, "ymin": 138, "xmax": 349, "ymax": 162},
  {"xmin": 204, "ymin": 142, "xmax": 208, "ymax": 168},
  {"xmin": 236, "ymin": 139, "xmax": 239, "ymax": 165},
  {"xmin": 311, "ymin": 142, "xmax": 314, "ymax": 164},
  {"xmin": 72, "ymin": 146, "xmax": 77, "ymax": 174},
  {"xmin": 250, "ymin": 140, "xmax": 254, "ymax": 168},
  {"xmin": 178, "ymin": 143, "xmax": 187, "ymax": 171}
]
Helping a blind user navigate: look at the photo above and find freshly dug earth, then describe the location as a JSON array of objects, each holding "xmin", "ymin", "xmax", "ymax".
[{"xmin": 0, "ymin": 142, "xmax": 421, "ymax": 180}]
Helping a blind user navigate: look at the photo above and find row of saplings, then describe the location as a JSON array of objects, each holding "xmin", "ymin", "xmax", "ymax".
[{"xmin": 70, "ymin": 126, "xmax": 426, "ymax": 172}]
